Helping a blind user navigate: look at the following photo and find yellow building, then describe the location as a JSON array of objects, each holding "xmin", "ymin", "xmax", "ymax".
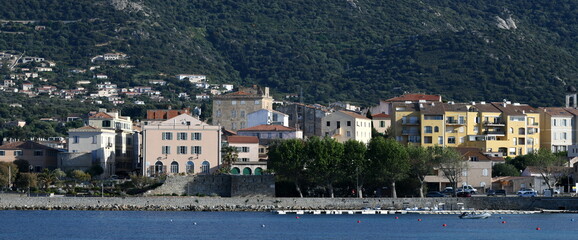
[{"xmin": 391, "ymin": 101, "xmax": 540, "ymax": 158}]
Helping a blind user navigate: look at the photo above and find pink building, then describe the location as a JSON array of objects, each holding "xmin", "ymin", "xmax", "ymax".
[{"xmin": 142, "ymin": 114, "xmax": 221, "ymax": 176}]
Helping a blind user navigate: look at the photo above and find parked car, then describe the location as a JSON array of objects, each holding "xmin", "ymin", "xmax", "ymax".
[
  {"xmin": 457, "ymin": 185, "xmax": 478, "ymax": 194},
  {"xmin": 487, "ymin": 189, "xmax": 506, "ymax": 196},
  {"xmin": 426, "ymin": 191, "xmax": 446, "ymax": 197},
  {"xmin": 441, "ymin": 187, "xmax": 455, "ymax": 196},
  {"xmin": 517, "ymin": 189, "xmax": 537, "ymax": 197},
  {"xmin": 457, "ymin": 192, "xmax": 472, "ymax": 197}
]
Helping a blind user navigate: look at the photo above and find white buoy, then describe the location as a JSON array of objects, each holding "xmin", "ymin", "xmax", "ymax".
[
  {"xmin": 261, "ymin": 224, "xmax": 266, "ymax": 228},
  {"xmin": 193, "ymin": 222, "xmax": 197, "ymax": 225}
]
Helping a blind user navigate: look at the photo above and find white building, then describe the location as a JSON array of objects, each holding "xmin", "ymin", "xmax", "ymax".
[
  {"xmin": 321, "ymin": 110, "xmax": 372, "ymax": 144},
  {"xmin": 66, "ymin": 126, "xmax": 117, "ymax": 177},
  {"xmin": 247, "ymin": 109, "xmax": 289, "ymax": 128},
  {"xmin": 176, "ymin": 74, "xmax": 206, "ymax": 83}
]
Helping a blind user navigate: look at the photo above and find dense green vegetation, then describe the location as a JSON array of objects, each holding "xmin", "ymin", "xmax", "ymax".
[{"xmin": 2, "ymin": 0, "xmax": 578, "ymax": 107}]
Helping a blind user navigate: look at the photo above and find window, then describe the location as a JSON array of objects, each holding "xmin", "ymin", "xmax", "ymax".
[
  {"xmin": 240, "ymin": 111, "xmax": 245, "ymax": 118},
  {"xmin": 459, "ymin": 127, "xmax": 464, "ymax": 133},
  {"xmin": 162, "ymin": 146, "xmax": 171, "ymax": 154},
  {"xmin": 177, "ymin": 146, "xmax": 187, "ymax": 154},
  {"xmin": 513, "ymin": 137, "xmax": 517, "ymax": 145},
  {"xmin": 380, "ymin": 121, "xmax": 385, "ymax": 128},
  {"xmin": 177, "ymin": 132, "xmax": 187, "ymax": 140},
  {"xmin": 563, "ymin": 119, "xmax": 568, "ymax": 126},
  {"xmin": 434, "ymin": 126, "xmax": 439, "ymax": 132},
  {"xmin": 0, "ymin": 151, "xmax": 4, "ymax": 156},
  {"xmin": 563, "ymin": 132, "xmax": 568, "ymax": 140},
  {"xmin": 470, "ymin": 156, "xmax": 478, "ymax": 162},
  {"xmin": 279, "ymin": 133, "xmax": 283, "ymax": 139},
  {"xmin": 34, "ymin": 150, "xmax": 43, "ymax": 156},
  {"xmin": 202, "ymin": 161, "xmax": 210, "ymax": 174},
  {"xmin": 438, "ymin": 136, "xmax": 443, "ymax": 145},
  {"xmin": 239, "ymin": 147, "xmax": 249, "ymax": 153},
  {"xmin": 14, "ymin": 151, "xmax": 23, "ymax": 156},
  {"xmin": 92, "ymin": 136, "xmax": 97, "ymax": 144},
  {"xmin": 326, "ymin": 121, "xmax": 330, "ymax": 127},
  {"xmin": 460, "ymin": 137, "xmax": 465, "ymax": 144},
  {"xmin": 170, "ymin": 161, "xmax": 179, "ymax": 173},
  {"xmin": 482, "ymin": 169, "xmax": 488, "ymax": 176},
  {"xmin": 240, "ymin": 122, "xmax": 246, "ymax": 129},
  {"xmin": 216, "ymin": 100, "xmax": 221, "ymax": 105},
  {"xmin": 448, "ymin": 137, "xmax": 456, "ymax": 144},
  {"xmin": 232, "ymin": 100, "xmax": 237, "ymax": 105},
  {"xmin": 232, "ymin": 123, "xmax": 237, "ymax": 130},
  {"xmin": 240, "ymin": 158, "xmax": 249, "ymax": 162},
  {"xmin": 424, "ymin": 115, "xmax": 443, "ymax": 120},
  {"xmin": 475, "ymin": 117, "xmax": 480, "ymax": 124},
  {"xmin": 240, "ymin": 100, "xmax": 246, "ymax": 105},
  {"xmin": 510, "ymin": 116, "xmax": 525, "ymax": 121},
  {"xmin": 216, "ymin": 110, "xmax": 221, "ymax": 117},
  {"xmin": 459, "ymin": 116, "xmax": 465, "ymax": 124},
  {"xmin": 192, "ymin": 146, "xmax": 202, "ymax": 154},
  {"xmin": 102, "ymin": 120, "xmax": 111, "ymax": 127},
  {"xmin": 553, "ymin": 119, "xmax": 557, "ymax": 126},
  {"xmin": 162, "ymin": 132, "xmax": 173, "ymax": 140},
  {"xmin": 510, "ymin": 127, "xmax": 514, "ymax": 133},
  {"xmin": 518, "ymin": 128, "xmax": 525, "ymax": 135},
  {"xmin": 347, "ymin": 131, "xmax": 351, "ymax": 137},
  {"xmin": 254, "ymin": 100, "xmax": 260, "ymax": 105},
  {"xmin": 347, "ymin": 121, "xmax": 351, "ymax": 126},
  {"xmin": 474, "ymin": 126, "xmax": 479, "ymax": 133},
  {"xmin": 192, "ymin": 132, "xmax": 202, "ymax": 140},
  {"xmin": 73, "ymin": 136, "xmax": 79, "ymax": 144},
  {"xmin": 424, "ymin": 126, "xmax": 432, "ymax": 133},
  {"xmin": 231, "ymin": 110, "xmax": 237, "ymax": 118},
  {"xmin": 423, "ymin": 136, "xmax": 432, "ymax": 143}
]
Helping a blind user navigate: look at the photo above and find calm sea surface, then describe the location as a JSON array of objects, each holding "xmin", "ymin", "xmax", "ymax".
[{"xmin": 0, "ymin": 210, "xmax": 577, "ymax": 240}]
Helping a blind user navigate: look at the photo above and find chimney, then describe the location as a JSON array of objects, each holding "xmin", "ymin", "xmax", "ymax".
[{"xmin": 264, "ymin": 87, "xmax": 270, "ymax": 97}]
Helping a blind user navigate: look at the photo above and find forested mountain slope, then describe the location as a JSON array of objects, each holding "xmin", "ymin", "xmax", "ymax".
[{"xmin": 1, "ymin": 0, "xmax": 578, "ymax": 106}]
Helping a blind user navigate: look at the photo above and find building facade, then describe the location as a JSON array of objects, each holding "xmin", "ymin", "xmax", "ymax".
[
  {"xmin": 64, "ymin": 126, "xmax": 117, "ymax": 176},
  {"xmin": 247, "ymin": 109, "xmax": 289, "ymax": 128},
  {"xmin": 227, "ymin": 136, "xmax": 266, "ymax": 175},
  {"xmin": 142, "ymin": 114, "xmax": 221, "ymax": 176},
  {"xmin": 212, "ymin": 86, "xmax": 273, "ymax": 131},
  {"xmin": 275, "ymin": 103, "xmax": 329, "ymax": 137},
  {"xmin": 0, "ymin": 141, "xmax": 58, "ymax": 171},
  {"xmin": 321, "ymin": 110, "xmax": 372, "ymax": 144}
]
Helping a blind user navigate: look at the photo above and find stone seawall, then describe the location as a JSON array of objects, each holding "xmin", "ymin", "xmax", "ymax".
[{"xmin": 1, "ymin": 194, "xmax": 578, "ymax": 211}]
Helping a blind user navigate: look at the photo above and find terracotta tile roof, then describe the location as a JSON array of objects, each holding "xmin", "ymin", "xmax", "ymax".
[
  {"xmin": 372, "ymin": 113, "xmax": 390, "ymax": 118},
  {"xmin": 453, "ymin": 147, "xmax": 491, "ymax": 161},
  {"xmin": 89, "ymin": 112, "xmax": 113, "ymax": 119},
  {"xmin": 385, "ymin": 93, "xmax": 441, "ymax": 102},
  {"xmin": 564, "ymin": 108, "xmax": 578, "ymax": 116},
  {"xmin": 0, "ymin": 141, "xmax": 57, "ymax": 150},
  {"xmin": 470, "ymin": 103, "xmax": 501, "ymax": 113},
  {"xmin": 238, "ymin": 124, "xmax": 297, "ymax": 132},
  {"xmin": 75, "ymin": 126, "xmax": 99, "ymax": 130},
  {"xmin": 227, "ymin": 91, "xmax": 253, "ymax": 96},
  {"xmin": 339, "ymin": 110, "xmax": 369, "ymax": 119},
  {"xmin": 540, "ymin": 107, "xmax": 573, "ymax": 116},
  {"xmin": 228, "ymin": 136, "xmax": 259, "ymax": 144},
  {"xmin": 146, "ymin": 109, "xmax": 190, "ymax": 120},
  {"xmin": 492, "ymin": 102, "xmax": 538, "ymax": 115}
]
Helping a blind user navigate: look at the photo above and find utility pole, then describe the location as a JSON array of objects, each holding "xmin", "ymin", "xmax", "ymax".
[{"xmin": 8, "ymin": 165, "xmax": 11, "ymax": 190}]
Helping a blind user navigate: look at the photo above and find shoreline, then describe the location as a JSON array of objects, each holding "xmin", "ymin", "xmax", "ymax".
[{"xmin": 2, "ymin": 194, "xmax": 578, "ymax": 212}]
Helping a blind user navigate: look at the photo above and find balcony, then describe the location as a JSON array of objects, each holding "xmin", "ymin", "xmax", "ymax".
[
  {"xmin": 446, "ymin": 120, "xmax": 466, "ymax": 125},
  {"xmin": 483, "ymin": 121, "xmax": 505, "ymax": 126},
  {"xmin": 483, "ymin": 130, "xmax": 505, "ymax": 136}
]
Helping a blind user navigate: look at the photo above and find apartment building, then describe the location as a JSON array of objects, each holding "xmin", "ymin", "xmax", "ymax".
[
  {"xmin": 391, "ymin": 101, "xmax": 540, "ymax": 158},
  {"xmin": 227, "ymin": 136, "xmax": 265, "ymax": 175},
  {"xmin": 539, "ymin": 107, "xmax": 574, "ymax": 152},
  {"xmin": 276, "ymin": 103, "xmax": 330, "ymax": 137}
]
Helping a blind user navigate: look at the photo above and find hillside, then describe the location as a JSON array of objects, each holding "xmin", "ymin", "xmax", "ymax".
[{"xmin": 1, "ymin": 0, "xmax": 578, "ymax": 106}]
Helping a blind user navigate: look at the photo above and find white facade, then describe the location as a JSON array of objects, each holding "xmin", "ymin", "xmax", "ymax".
[
  {"xmin": 68, "ymin": 127, "xmax": 117, "ymax": 177},
  {"xmin": 247, "ymin": 109, "xmax": 289, "ymax": 128},
  {"xmin": 321, "ymin": 111, "xmax": 372, "ymax": 144}
]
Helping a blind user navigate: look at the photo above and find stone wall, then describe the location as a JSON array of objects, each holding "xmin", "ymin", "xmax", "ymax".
[
  {"xmin": 2, "ymin": 194, "xmax": 578, "ymax": 211},
  {"xmin": 144, "ymin": 175, "xmax": 275, "ymax": 197}
]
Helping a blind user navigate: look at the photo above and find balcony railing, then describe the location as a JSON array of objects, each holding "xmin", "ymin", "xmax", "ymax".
[
  {"xmin": 402, "ymin": 130, "xmax": 420, "ymax": 135},
  {"xmin": 483, "ymin": 131, "xmax": 505, "ymax": 135},
  {"xmin": 483, "ymin": 121, "xmax": 506, "ymax": 126},
  {"xmin": 446, "ymin": 120, "xmax": 466, "ymax": 125}
]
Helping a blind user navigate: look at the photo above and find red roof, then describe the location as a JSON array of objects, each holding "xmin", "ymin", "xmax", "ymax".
[
  {"xmin": 228, "ymin": 136, "xmax": 259, "ymax": 144},
  {"xmin": 0, "ymin": 141, "xmax": 57, "ymax": 150},
  {"xmin": 372, "ymin": 113, "xmax": 390, "ymax": 118},
  {"xmin": 227, "ymin": 91, "xmax": 252, "ymax": 96},
  {"xmin": 385, "ymin": 94, "xmax": 441, "ymax": 102},
  {"xmin": 89, "ymin": 112, "xmax": 114, "ymax": 119},
  {"xmin": 146, "ymin": 109, "xmax": 190, "ymax": 120},
  {"xmin": 238, "ymin": 124, "xmax": 297, "ymax": 132}
]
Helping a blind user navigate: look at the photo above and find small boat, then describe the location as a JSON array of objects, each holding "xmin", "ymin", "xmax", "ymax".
[{"xmin": 459, "ymin": 212, "xmax": 491, "ymax": 219}]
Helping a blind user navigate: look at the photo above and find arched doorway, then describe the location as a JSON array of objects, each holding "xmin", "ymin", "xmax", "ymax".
[
  {"xmin": 243, "ymin": 167, "xmax": 252, "ymax": 175},
  {"xmin": 230, "ymin": 167, "xmax": 240, "ymax": 175},
  {"xmin": 170, "ymin": 161, "xmax": 179, "ymax": 174},
  {"xmin": 154, "ymin": 161, "xmax": 164, "ymax": 175},
  {"xmin": 186, "ymin": 161, "xmax": 195, "ymax": 174},
  {"xmin": 202, "ymin": 161, "xmax": 210, "ymax": 174},
  {"xmin": 254, "ymin": 167, "xmax": 263, "ymax": 175}
]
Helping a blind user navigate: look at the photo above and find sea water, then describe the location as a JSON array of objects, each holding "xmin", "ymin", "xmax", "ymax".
[{"xmin": 0, "ymin": 211, "xmax": 576, "ymax": 240}]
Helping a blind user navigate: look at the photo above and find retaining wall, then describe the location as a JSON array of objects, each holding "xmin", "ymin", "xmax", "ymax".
[{"xmin": 1, "ymin": 194, "xmax": 578, "ymax": 211}]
